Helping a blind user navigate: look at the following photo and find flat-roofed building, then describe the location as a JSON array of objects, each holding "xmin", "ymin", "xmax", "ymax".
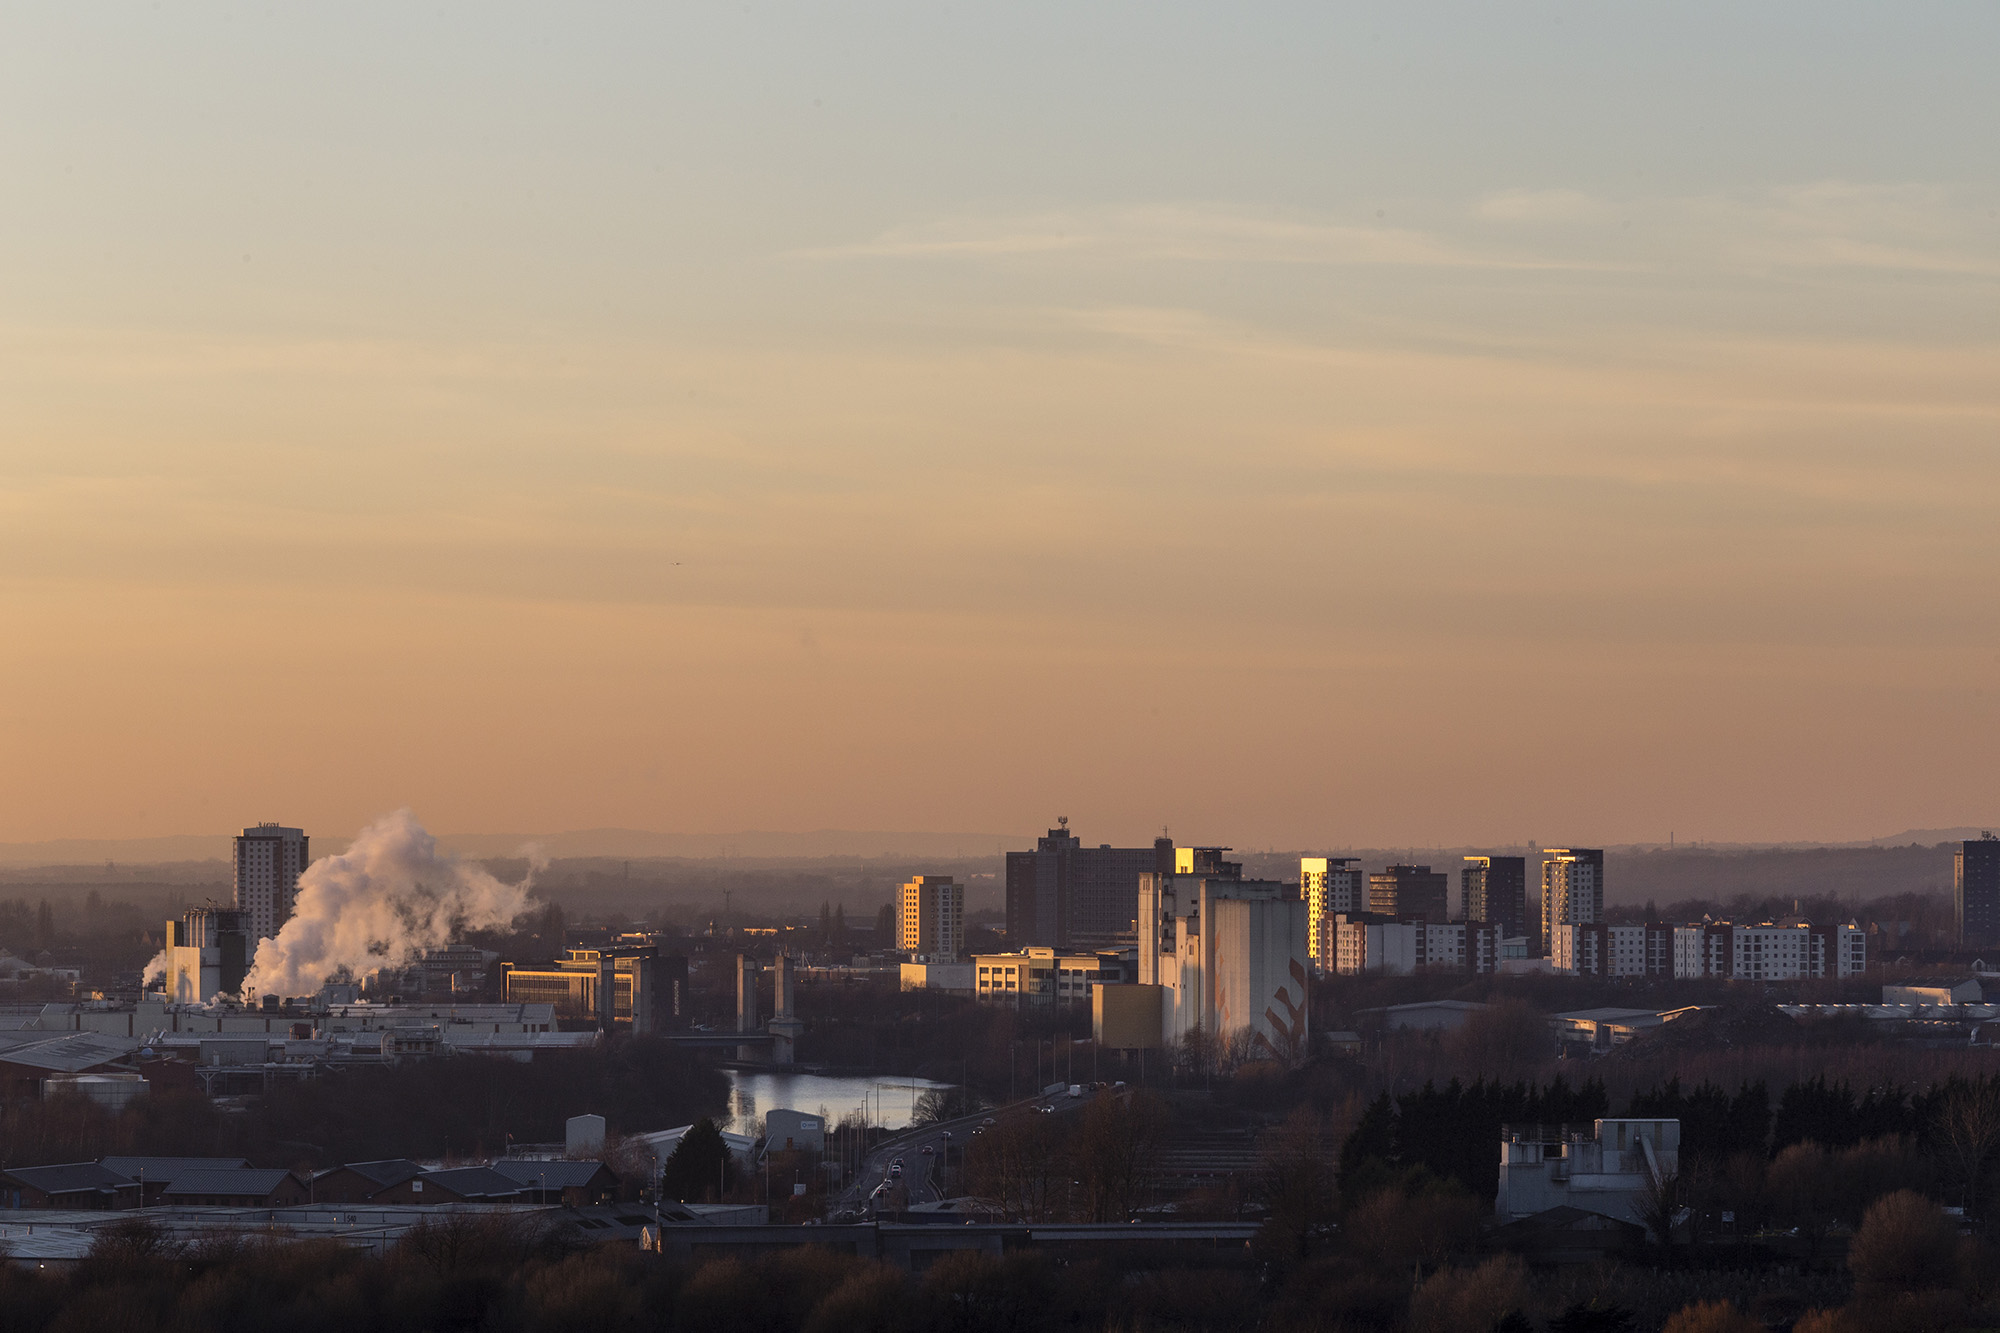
[
  {"xmin": 159, "ymin": 907, "xmax": 250, "ymax": 1004},
  {"xmin": 1957, "ymin": 835, "xmax": 2000, "ymax": 949},
  {"xmin": 499, "ymin": 948, "xmax": 679, "ymax": 1033},
  {"xmin": 1005, "ymin": 820, "xmax": 1176, "ymax": 951},
  {"xmin": 234, "ymin": 823, "xmax": 308, "ymax": 943},
  {"xmin": 1330, "ymin": 916, "xmax": 1502, "ymax": 976},
  {"xmin": 1671, "ymin": 920, "xmax": 1866, "ymax": 980},
  {"xmin": 1540, "ymin": 849, "xmax": 1604, "ymax": 954},
  {"xmin": 1138, "ymin": 848, "xmax": 1310, "ymax": 1061},
  {"xmin": 1302, "ymin": 857, "xmax": 1363, "ymax": 975},
  {"xmin": 1463, "ymin": 855, "xmax": 1527, "ymax": 939},
  {"xmin": 1367, "ymin": 864, "xmax": 1448, "ymax": 922},
  {"xmin": 973, "ymin": 947, "xmax": 1106, "ymax": 1006},
  {"xmin": 1550, "ymin": 922, "xmax": 1673, "ymax": 977},
  {"xmin": 898, "ymin": 876, "xmax": 965, "ymax": 961}
]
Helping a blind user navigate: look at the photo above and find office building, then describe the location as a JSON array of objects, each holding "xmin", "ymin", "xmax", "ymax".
[
  {"xmin": 899, "ymin": 960, "xmax": 975, "ymax": 994},
  {"xmin": 898, "ymin": 875, "xmax": 965, "ymax": 961},
  {"xmin": 1463, "ymin": 855, "xmax": 1527, "ymax": 938},
  {"xmin": 1301, "ymin": 857, "xmax": 1363, "ymax": 975},
  {"xmin": 159, "ymin": 908, "xmax": 251, "ymax": 1004},
  {"xmin": 1005, "ymin": 819, "xmax": 1175, "ymax": 950},
  {"xmin": 1136, "ymin": 848, "xmax": 1311, "ymax": 1061},
  {"xmin": 499, "ymin": 948, "xmax": 679, "ymax": 1033},
  {"xmin": 1540, "ymin": 848, "xmax": 1604, "ymax": 953},
  {"xmin": 1368, "ymin": 864, "xmax": 1449, "ymax": 922},
  {"xmin": 1956, "ymin": 835, "xmax": 2000, "ymax": 950},
  {"xmin": 971, "ymin": 947, "xmax": 1114, "ymax": 1006},
  {"xmin": 234, "ymin": 824, "xmax": 308, "ymax": 943}
]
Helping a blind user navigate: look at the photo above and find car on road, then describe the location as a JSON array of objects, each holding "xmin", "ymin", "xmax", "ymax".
[
  {"xmin": 982, "ymin": 1117, "xmax": 996, "ymax": 1125},
  {"xmin": 921, "ymin": 1145, "xmax": 934, "ymax": 1154},
  {"xmin": 1037, "ymin": 1104, "xmax": 1055, "ymax": 1114}
]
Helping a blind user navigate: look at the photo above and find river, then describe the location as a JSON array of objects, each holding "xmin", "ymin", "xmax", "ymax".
[{"xmin": 722, "ymin": 1070, "xmax": 955, "ymax": 1136}]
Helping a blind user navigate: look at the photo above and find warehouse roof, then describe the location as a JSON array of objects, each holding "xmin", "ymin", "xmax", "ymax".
[
  {"xmin": 100, "ymin": 1157, "xmax": 251, "ymax": 1185},
  {"xmin": 161, "ymin": 1169, "xmax": 299, "ymax": 1199},
  {"xmin": 489, "ymin": 1159, "xmax": 615, "ymax": 1189},
  {"xmin": 2, "ymin": 1162, "xmax": 136, "ymax": 1197},
  {"xmin": 0, "ymin": 1033, "xmax": 141, "ymax": 1073}
]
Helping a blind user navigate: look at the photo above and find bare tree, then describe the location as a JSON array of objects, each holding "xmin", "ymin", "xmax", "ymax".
[
  {"xmin": 1933, "ymin": 1078, "xmax": 2000, "ymax": 1219},
  {"xmin": 1073, "ymin": 1090, "xmax": 1169, "ymax": 1222},
  {"xmin": 1633, "ymin": 1158, "xmax": 1683, "ymax": 1250},
  {"xmin": 1251, "ymin": 1105, "xmax": 1341, "ymax": 1263},
  {"xmin": 963, "ymin": 1112, "xmax": 1069, "ymax": 1221}
]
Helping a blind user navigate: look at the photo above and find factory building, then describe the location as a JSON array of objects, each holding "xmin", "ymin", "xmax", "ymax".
[
  {"xmin": 159, "ymin": 907, "xmax": 251, "ymax": 1005},
  {"xmin": 1136, "ymin": 848, "xmax": 1312, "ymax": 1062}
]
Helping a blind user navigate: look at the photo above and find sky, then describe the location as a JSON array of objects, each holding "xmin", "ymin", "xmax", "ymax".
[{"xmin": 2, "ymin": 3, "xmax": 1997, "ymax": 850}]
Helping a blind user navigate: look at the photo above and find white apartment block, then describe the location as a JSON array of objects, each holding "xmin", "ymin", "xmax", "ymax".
[
  {"xmin": 1301, "ymin": 857, "xmax": 1363, "ymax": 975},
  {"xmin": 1671, "ymin": 921, "xmax": 1867, "ymax": 981},
  {"xmin": 1330, "ymin": 916, "xmax": 1501, "ymax": 976},
  {"xmin": 234, "ymin": 823, "xmax": 308, "ymax": 943},
  {"xmin": 1550, "ymin": 923, "xmax": 1673, "ymax": 978}
]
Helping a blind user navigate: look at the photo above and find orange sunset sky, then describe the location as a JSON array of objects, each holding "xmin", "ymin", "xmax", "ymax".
[{"xmin": 3, "ymin": 5, "xmax": 1997, "ymax": 850}]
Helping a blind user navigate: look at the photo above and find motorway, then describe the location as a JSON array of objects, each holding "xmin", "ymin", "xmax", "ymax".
[{"xmin": 833, "ymin": 1089, "xmax": 1096, "ymax": 1219}]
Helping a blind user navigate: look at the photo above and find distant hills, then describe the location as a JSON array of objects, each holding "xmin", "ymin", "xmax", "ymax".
[
  {"xmin": 0, "ymin": 827, "xmax": 1025, "ymax": 869},
  {"xmin": 0, "ymin": 825, "xmax": 1990, "ymax": 905}
]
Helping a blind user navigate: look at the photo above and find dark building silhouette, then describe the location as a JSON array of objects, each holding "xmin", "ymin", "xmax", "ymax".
[
  {"xmin": 1463, "ymin": 855, "xmax": 1528, "ymax": 938},
  {"xmin": 1368, "ymin": 864, "xmax": 1449, "ymax": 922},
  {"xmin": 1005, "ymin": 819, "xmax": 1174, "ymax": 949},
  {"xmin": 1957, "ymin": 835, "xmax": 2000, "ymax": 950}
]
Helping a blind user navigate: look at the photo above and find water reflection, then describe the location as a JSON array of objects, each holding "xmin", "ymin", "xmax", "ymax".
[{"xmin": 723, "ymin": 1070, "xmax": 954, "ymax": 1136}]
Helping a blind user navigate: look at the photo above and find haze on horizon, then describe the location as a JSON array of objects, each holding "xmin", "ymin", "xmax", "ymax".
[{"xmin": 3, "ymin": 4, "xmax": 1996, "ymax": 851}]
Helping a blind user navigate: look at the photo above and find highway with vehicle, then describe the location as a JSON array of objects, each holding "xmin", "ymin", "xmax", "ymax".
[{"xmin": 832, "ymin": 1083, "xmax": 1113, "ymax": 1219}]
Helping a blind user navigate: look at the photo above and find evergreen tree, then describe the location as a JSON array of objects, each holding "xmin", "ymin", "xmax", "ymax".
[{"xmin": 662, "ymin": 1118, "xmax": 739, "ymax": 1201}]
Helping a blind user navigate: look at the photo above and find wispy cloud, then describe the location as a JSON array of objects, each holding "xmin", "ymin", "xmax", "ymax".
[
  {"xmin": 791, "ymin": 204, "xmax": 1608, "ymax": 270},
  {"xmin": 1474, "ymin": 188, "xmax": 1614, "ymax": 224},
  {"xmin": 1471, "ymin": 181, "xmax": 2000, "ymax": 277},
  {"xmin": 797, "ymin": 184, "xmax": 2000, "ymax": 281}
]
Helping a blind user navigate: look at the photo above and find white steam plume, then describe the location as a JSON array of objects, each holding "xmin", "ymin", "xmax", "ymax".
[{"xmin": 240, "ymin": 809, "xmax": 535, "ymax": 1001}]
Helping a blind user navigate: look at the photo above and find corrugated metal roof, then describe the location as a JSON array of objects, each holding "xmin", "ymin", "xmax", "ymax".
[
  {"xmin": 161, "ymin": 1169, "xmax": 297, "ymax": 1198},
  {"xmin": 0, "ymin": 1033, "xmax": 141, "ymax": 1073},
  {"xmin": 0, "ymin": 1224, "xmax": 95, "ymax": 1261}
]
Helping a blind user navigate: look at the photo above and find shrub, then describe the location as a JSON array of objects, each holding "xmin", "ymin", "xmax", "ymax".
[
  {"xmin": 1847, "ymin": 1189, "xmax": 1958, "ymax": 1293},
  {"xmin": 1658, "ymin": 1300, "xmax": 1760, "ymax": 1333},
  {"xmin": 1407, "ymin": 1256, "xmax": 1529, "ymax": 1333}
]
